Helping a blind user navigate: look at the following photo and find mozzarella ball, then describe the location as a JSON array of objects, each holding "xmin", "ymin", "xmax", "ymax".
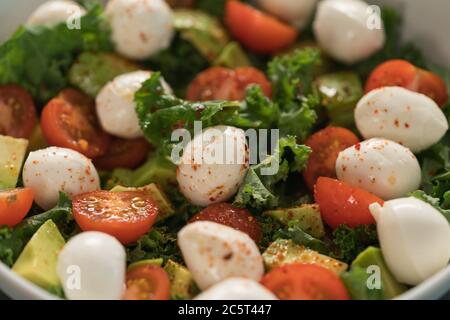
[
  {"xmin": 178, "ymin": 221, "xmax": 264, "ymax": 290},
  {"xmin": 370, "ymin": 198, "xmax": 450, "ymax": 285},
  {"xmin": 258, "ymin": 0, "xmax": 318, "ymax": 29},
  {"xmin": 23, "ymin": 147, "xmax": 99, "ymax": 210},
  {"xmin": 26, "ymin": 0, "xmax": 86, "ymax": 27},
  {"xmin": 355, "ymin": 87, "xmax": 448, "ymax": 153},
  {"xmin": 177, "ymin": 126, "xmax": 249, "ymax": 206},
  {"xmin": 336, "ymin": 138, "xmax": 421, "ymax": 200},
  {"xmin": 195, "ymin": 278, "xmax": 277, "ymax": 300},
  {"xmin": 313, "ymin": 0, "xmax": 385, "ymax": 64},
  {"xmin": 96, "ymin": 70, "xmax": 171, "ymax": 139},
  {"xmin": 105, "ymin": 0, "xmax": 174, "ymax": 60},
  {"xmin": 57, "ymin": 232, "xmax": 126, "ymax": 300}
]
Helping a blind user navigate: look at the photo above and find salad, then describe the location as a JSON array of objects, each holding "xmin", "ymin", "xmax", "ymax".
[{"xmin": 1, "ymin": 0, "xmax": 450, "ymax": 301}]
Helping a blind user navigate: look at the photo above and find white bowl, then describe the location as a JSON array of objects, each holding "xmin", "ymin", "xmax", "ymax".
[{"xmin": 1, "ymin": 0, "xmax": 450, "ymax": 300}]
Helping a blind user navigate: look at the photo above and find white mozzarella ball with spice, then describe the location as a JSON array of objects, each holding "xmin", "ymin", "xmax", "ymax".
[
  {"xmin": 258, "ymin": 0, "xmax": 318, "ymax": 29},
  {"xmin": 22, "ymin": 147, "xmax": 99, "ymax": 210},
  {"xmin": 178, "ymin": 221, "xmax": 264, "ymax": 290},
  {"xmin": 105, "ymin": 0, "xmax": 174, "ymax": 60},
  {"xmin": 96, "ymin": 70, "xmax": 171, "ymax": 139},
  {"xmin": 26, "ymin": 0, "xmax": 86, "ymax": 27},
  {"xmin": 195, "ymin": 278, "xmax": 277, "ymax": 300},
  {"xmin": 355, "ymin": 86, "xmax": 448, "ymax": 153},
  {"xmin": 313, "ymin": 0, "xmax": 385, "ymax": 64},
  {"xmin": 370, "ymin": 198, "xmax": 450, "ymax": 285},
  {"xmin": 336, "ymin": 138, "xmax": 421, "ymax": 200},
  {"xmin": 177, "ymin": 125, "xmax": 249, "ymax": 207},
  {"xmin": 57, "ymin": 232, "xmax": 126, "ymax": 300}
]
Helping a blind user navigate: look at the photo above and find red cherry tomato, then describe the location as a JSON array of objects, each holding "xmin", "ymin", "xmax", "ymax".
[
  {"xmin": 72, "ymin": 191, "xmax": 159, "ymax": 244},
  {"xmin": 303, "ymin": 127, "xmax": 360, "ymax": 190},
  {"xmin": 0, "ymin": 188, "xmax": 34, "ymax": 227},
  {"xmin": 314, "ymin": 177, "xmax": 383, "ymax": 229},
  {"xmin": 365, "ymin": 59, "xmax": 448, "ymax": 107},
  {"xmin": 225, "ymin": 0, "xmax": 298, "ymax": 54},
  {"xmin": 189, "ymin": 203, "xmax": 262, "ymax": 244},
  {"xmin": 0, "ymin": 85, "xmax": 37, "ymax": 139},
  {"xmin": 186, "ymin": 66, "xmax": 272, "ymax": 101},
  {"xmin": 41, "ymin": 88, "xmax": 111, "ymax": 158},
  {"xmin": 123, "ymin": 265, "xmax": 170, "ymax": 300},
  {"xmin": 261, "ymin": 263, "xmax": 350, "ymax": 300},
  {"xmin": 94, "ymin": 138, "xmax": 151, "ymax": 170}
]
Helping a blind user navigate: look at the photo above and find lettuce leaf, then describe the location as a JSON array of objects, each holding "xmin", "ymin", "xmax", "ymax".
[
  {"xmin": 0, "ymin": 3, "xmax": 112, "ymax": 105},
  {"xmin": 234, "ymin": 136, "xmax": 311, "ymax": 210},
  {"xmin": 410, "ymin": 190, "xmax": 450, "ymax": 223}
]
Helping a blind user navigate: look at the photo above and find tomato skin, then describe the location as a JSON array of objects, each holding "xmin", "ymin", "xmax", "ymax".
[
  {"xmin": 303, "ymin": 127, "xmax": 360, "ymax": 190},
  {"xmin": 123, "ymin": 265, "xmax": 170, "ymax": 300},
  {"xmin": 0, "ymin": 188, "xmax": 34, "ymax": 227},
  {"xmin": 314, "ymin": 177, "xmax": 383, "ymax": 229},
  {"xmin": 365, "ymin": 59, "xmax": 448, "ymax": 107},
  {"xmin": 416, "ymin": 69, "xmax": 449, "ymax": 107},
  {"xmin": 0, "ymin": 85, "xmax": 37, "ymax": 139},
  {"xmin": 94, "ymin": 138, "xmax": 151, "ymax": 170},
  {"xmin": 189, "ymin": 202, "xmax": 262, "ymax": 243},
  {"xmin": 261, "ymin": 263, "xmax": 350, "ymax": 300},
  {"xmin": 225, "ymin": 0, "xmax": 298, "ymax": 54},
  {"xmin": 41, "ymin": 89, "xmax": 111, "ymax": 158},
  {"xmin": 186, "ymin": 66, "xmax": 272, "ymax": 101},
  {"xmin": 73, "ymin": 191, "xmax": 159, "ymax": 244}
]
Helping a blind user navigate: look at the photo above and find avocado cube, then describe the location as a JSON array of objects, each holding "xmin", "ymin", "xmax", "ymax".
[
  {"xmin": 315, "ymin": 72, "xmax": 363, "ymax": 127},
  {"xmin": 69, "ymin": 52, "xmax": 139, "ymax": 97},
  {"xmin": 164, "ymin": 259, "xmax": 199, "ymax": 300},
  {"xmin": 12, "ymin": 220, "xmax": 65, "ymax": 293},
  {"xmin": 263, "ymin": 239, "xmax": 348, "ymax": 274},
  {"xmin": 264, "ymin": 204, "xmax": 325, "ymax": 238},
  {"xmin": 214, "ymin": 42, "xmax": 251, "ymax": 68},
  {"xmin": 0, "ymin": 135, "xmax": 28, "ymax": 189}
]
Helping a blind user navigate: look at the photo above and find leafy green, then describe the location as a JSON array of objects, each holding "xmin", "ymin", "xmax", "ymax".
[
  {"xmin": 353, "ymin": 7, "xmax": 425, "ymax": 79},
  {"xmin": 234, "ymin": 136, "xmax": 311, "ymax": 210},
  {"xmin": 148, "ymin": 35, "xmax": 209, "ymax": 97},
  {"xmin": 267, "ymin": 48, "xmax": 321, "ymax": 140},
  {"xmin": 410, "ymin": 190, "xmax": 450, "ymax": 223},
  {"xmin": 126, "ymin": 227, "xmax": 181, "ymax": 264},
  {"xmin": 331, "ymin": 224, "xmax": 379, "ymax": 264},
  {"xmin": 0, "ymin": 193, "xmax": 73, "ymax": 266},
  {"xmin": 0, "ymin": 3, "xmax": 112, "ymax": 105}
]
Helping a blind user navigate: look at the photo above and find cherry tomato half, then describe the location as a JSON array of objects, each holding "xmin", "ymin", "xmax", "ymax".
[
  {"xmin": 189, "ymin": 202, "xmax": 262, "ymax": 244},
  {"xmin": 303, "ymin": 127, "xmax": 360, "ymax": 190},
  {"xmin": 0, "ymin": 188, "xmax": 34, "ymax": 227},
  {"xmin": 94, "ymin": 138, "xmax": 151, "ymax": 171},
  {"xmin": 186, "ymin": 66, "xmax": 272, "ymax": 101},
  {"xmin": 314, "ymin": 177, "xmax": 383, "ymax": 229},
  {"xmin": 123, "ymin": 265, "xmax": 170, "ymax": 300},
  {"xmin": 41, "ymin": 88, "xmax": 111, "ymax": 158},
  {"xmin": 225, "ymin": 0, "xmax": 298, "ymax": 54},
  {"xmin": 365, "ymin": 59, "xmax": 448, "ymax": 107},
  {"xmin": 261, "ymin": 263, "xmax": 350, "ymax": 300},
  {"xmin": 73, "ymin": 191, "xmax": 159, "ymax": 244},
  {"xmin": 0, "ymin": 85, "xmax": 37, "ymax": 139}
]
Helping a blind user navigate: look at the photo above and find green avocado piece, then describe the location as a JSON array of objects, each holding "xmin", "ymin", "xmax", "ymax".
[
  {"xmin": 164, "ymin": 259, "xmax": 199, "ymax": 300},
  {"xmin": 173, "ymin": 9, "xmax": 229, "ymax": 62},
  {"xmin": 315, "ymin": 72, "xmax": 363, "ymax": 128},
  {"xmin": 263, "ymin": 239, "xmax": 348, "ymax": 274},
  {"xmin": 264, "ymin": 204, "xmax": 325, "ymax": 238},
  {"xmin": 128, "ymin": 258, "xmax": 164, "ymax": 271},
  {"xmin": 12, "ymin": 220, "xmax": 65, "ymax": 292},
  {"xmin": 111, "ymin": 183, "xmax": 175, "ymax": 221},
  {"xmin": 349, "ymin": 247, "xmax": 407, "ymax": 299},
  {"xmin": 0, "ymin": 135, "xmax": 28, "ymax": 189},
  {"xmin": 69, "ymin": 52, "xmax": 139, "ymax": 97},
  {"xmin": 214, "ymin": 42, "xmax": 251, "ymax": 68}
]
